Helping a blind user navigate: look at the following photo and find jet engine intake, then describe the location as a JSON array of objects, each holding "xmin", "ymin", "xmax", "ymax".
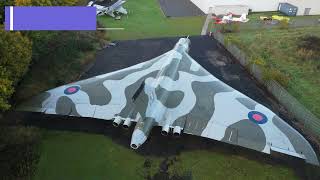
[
  {"xmin": 112, "ymin": 116, "xmax": 123, "ymax": 127},
  {"xmin": 123, "ymin": 118, "xmax": 132, "ymax": 129},
  {"xmin": 173, "ymin": 126, "xmax": 182, "ymax": 137},
  {"xmin": 161, "ymin": 124, "xmax": 170, "ymax": 136}
]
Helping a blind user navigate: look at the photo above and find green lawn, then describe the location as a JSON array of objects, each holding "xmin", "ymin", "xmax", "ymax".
[
  {"xmin": 246, "ymin": 12, "xmax": 320, "ymax": 23},
  {"xmin": 98, "ymin": 0, "xmax": 205, "ymax": 40},
  {"xmin": 168, "ymin": 150, "xmax": 296, "ymax": 180},
  {"xmin": 33, "ymin": 131, "xmax": 161, "ymax": 180},
  {"xmin": 217, "ymin": 12, "xmax": 320, "ymax": 31},
  {"xmin": 224, "ymin": 26, "xmax": 320, "ymax": 119},
  {"xmin": 33, "ymin": 131, "xmax": 298, "ymax": 180}
]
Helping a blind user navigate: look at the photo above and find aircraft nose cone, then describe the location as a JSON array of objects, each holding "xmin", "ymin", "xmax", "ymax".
[
  {"xmin": 130, "ymin": 129, "xmax": 147, "ymax": 149},
  {"xmin": 174, "ymin": 38, "xmax": 190, "ymax": 53}
]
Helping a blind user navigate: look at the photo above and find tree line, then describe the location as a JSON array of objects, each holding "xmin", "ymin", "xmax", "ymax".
[
  {"xmin": 0, "ymin": 1, "xmax": 103, "ymax": 179},
  {"xmin": 0, "ymin": 0, "xmax": 95, "ymax": 111}
]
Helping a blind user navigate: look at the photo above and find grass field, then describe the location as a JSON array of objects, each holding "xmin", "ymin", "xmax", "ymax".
[
  {"xmin": 210, "ymin": 12, "xmax": 320, "ymax": 32},
  {"xmin": 248, "ymin": 12, "xmax": 320, "ymax": 30},
  {"xmin": 33, "ymin": 131, "xmax": 161, "ymax": 180},
  {"xmin": 224, "ymin": 26, "xmax": 320, "ymax": 119},
  {"xmin": 33, "ymin": 131, "xmax": 298, "ymax": 180},
  {"xmin": 246, "ymin": 12, "xmax": 320, "ymax": 24},
  {"xmin": 98, "ymin": 0, "xmax": 205, "ymax": 40}
]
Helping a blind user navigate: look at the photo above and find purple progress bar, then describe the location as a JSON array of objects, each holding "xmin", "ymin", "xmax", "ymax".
[{"xmin": 4, "ymin": 6, "xmax": 97, "ymax": 31}]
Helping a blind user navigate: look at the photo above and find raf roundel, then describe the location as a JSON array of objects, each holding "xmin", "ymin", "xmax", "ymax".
[
  {"xmin": 248, "ymin": 111, "xmax": 268, "ymax": 124},
  {"xmin": 64, "ymin": 86, "xmax": 80, "ymax": 95}
]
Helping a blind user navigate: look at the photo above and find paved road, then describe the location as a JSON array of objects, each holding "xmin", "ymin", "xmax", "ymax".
[{"xmin": 158, "ymin": 0, "xmax": 204, "ymax": 17}]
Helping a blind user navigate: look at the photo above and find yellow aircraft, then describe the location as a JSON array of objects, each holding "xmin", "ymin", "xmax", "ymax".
[{"xmin": 272, "ymin": 15, "xmax": 290, "ymax": 21}]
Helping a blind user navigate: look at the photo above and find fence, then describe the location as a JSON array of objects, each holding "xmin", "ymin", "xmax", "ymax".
[{"xmin": 212, "ymin": 30, "xmax": 320, "ymax": 138}]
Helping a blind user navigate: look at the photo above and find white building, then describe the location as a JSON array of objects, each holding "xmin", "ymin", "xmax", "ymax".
[
  {"xmin": 287, "ymin": 0, "xmax": 320, "ymax": 16},
  {"xmin": 191, "ymin": 0, "xmax": 320, "ymax": 16}
]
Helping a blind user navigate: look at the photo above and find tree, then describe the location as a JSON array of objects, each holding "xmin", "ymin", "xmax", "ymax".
[
  {"xmin": 0, "ymin": 30, "xmax": 32, "ymax": 111},
  {"xmin": 0, "ymin": 74, "xmax": 13, "ymax": 110},
  {"xmin": 30, "ymin": 0, "xmax": 52, "ymax": 6},
  {"xmin": 0, "ymin": 0, "xmax": 14, "ymax": 24},
  {"xmin": 53, "ymin": 0, "xmax": 78, "ymax": 6},
  {"xmin": 15, "ymin": 0, "xmax": 78, "ymax": 6},
  {"xmin": 24, "ymin": 31, "xmax": 59, "ymax": 63},
  {"xmin": 15, "ymin": 0, "xmax": 32, "ymax": 6}
]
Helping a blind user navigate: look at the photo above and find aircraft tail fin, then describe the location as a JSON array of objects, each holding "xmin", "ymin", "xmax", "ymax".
[{"xmin": 87, "ymin": 1, "xmax": 94, "ymax": 6}]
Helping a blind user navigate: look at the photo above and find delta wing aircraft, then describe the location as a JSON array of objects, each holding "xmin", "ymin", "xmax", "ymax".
[
  {"xmin": 87, "ymin": 0, "xmax": 127, "ymax": 18},
  {"xmin": 17, "ymin": 38, "xmax": 319, "ymax": 166}
]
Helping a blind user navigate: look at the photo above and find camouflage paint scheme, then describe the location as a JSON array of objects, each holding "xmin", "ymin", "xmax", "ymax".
[{"xmin": 17, "ymin": 38, "xmax": 319, "ymax": 166}]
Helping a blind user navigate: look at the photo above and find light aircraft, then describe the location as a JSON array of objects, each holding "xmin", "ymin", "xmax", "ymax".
[
  {"xmin": 260, "ymin": 15, "xmax": 290, "ymax": 22},
  {"xmin": 87, "ymin": 0, "xmax": 128, "ymax": 18},
  {"xmin": 17, "ymin": 38, "xmax": 319, "ymax": 166},
  {"xmin": 272, "ymin": 15, "xmax": 290, "ymax": 22},
  {"xmin": 214, "ymin": 13, "xmax": 249, "ymax": 24}
]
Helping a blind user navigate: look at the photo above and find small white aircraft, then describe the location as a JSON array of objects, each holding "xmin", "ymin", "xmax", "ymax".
[
  {"xmin": 88, "ymin": 0, "xmax": 128, "ymax": 18},
  {"xmin": 222, "ymin": 13, "xmax": 249, "ymax": 23},
  {"xmin": 214, "ymin": 13, "xmax": 249, "ymax": 24}
]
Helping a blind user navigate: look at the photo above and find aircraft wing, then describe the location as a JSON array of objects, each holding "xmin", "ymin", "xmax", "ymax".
[
  {"xmin": 163, "ymin": 52, "xmax": 319, "ymax": 166},
  {"xmin": 17, "ymin": 51, "xmax": 173, "ymax": 121}
]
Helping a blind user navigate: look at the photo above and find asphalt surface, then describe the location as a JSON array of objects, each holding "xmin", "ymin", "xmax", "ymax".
[
  {"xmin": 92, "ymin": 0, "xmax": 115, "ymax": 6},
  {"xmin": 157, "ymin": 0, "xmax": 204, "ymax": 17}
]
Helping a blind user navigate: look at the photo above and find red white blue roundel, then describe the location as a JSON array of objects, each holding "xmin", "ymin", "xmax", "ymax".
[
  {"xmin": 64, "ymin": 86, "xmax": 80, "ymax": 95},
  {"xmin": 248, "ymin": 111, "xmax": 268, "ymax": 124}
]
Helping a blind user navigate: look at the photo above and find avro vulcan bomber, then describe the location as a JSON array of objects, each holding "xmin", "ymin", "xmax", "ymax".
[{"xmin": 17, "ymin": 38, "xmax": 319, "ymax": 166}]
